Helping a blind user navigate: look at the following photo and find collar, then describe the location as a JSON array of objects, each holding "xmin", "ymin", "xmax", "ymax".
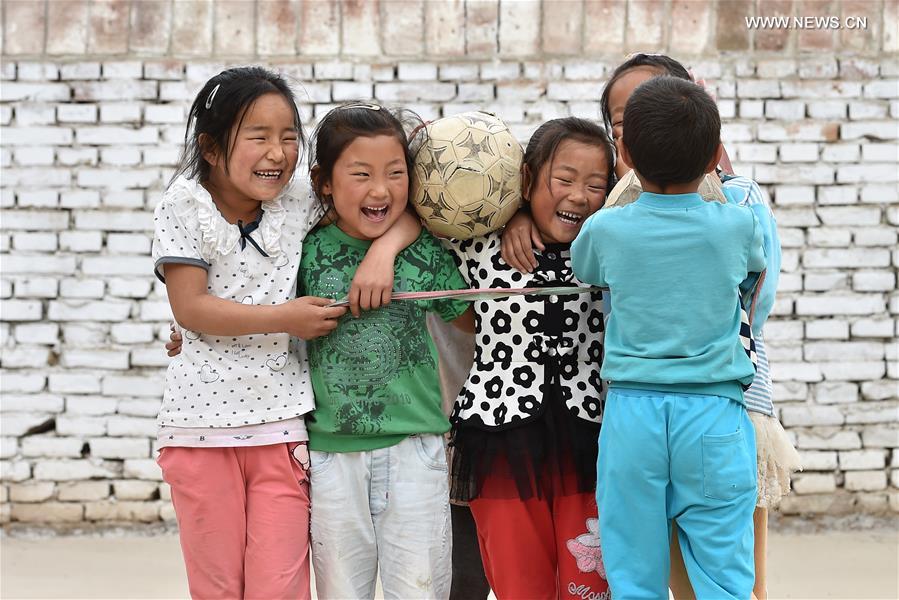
[
  {"xmin": 325, "ymin": 223, "xmax": 427, "ymax": 251},
  {"xmin": 237, "ymin": 212, "xmax": 269, "ymax": 257},
  {"xmin": 635, "ymin": 191, "xmax": 706, "ymax": 210},
  {"xmin": 533, "ymin": 242, "xmax": 574, "ymax": 284},
  {"xmin": 327, "ymin": 223, "xmax": 373, "ymax": 249},
  {"xmin": 534, "ymin": 243, "xmax": 571, "ymax": 261},
  {"xmin": 171, "ymin": 176, "xmax": 287, "ymax": 258}
]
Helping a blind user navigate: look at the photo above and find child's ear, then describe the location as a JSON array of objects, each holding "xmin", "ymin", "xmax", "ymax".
[
  {"xmin": 520, "ymin": 164, "xmax": 532, "ymax": 202},
  {"xmin": 310, "ymin": 165, "xmax": 331, "ymax": 198},
  {"xmin": 199, "ymin": 133, "xmax": 220, "ymax": 168},
  {"xmin": 706, "ymin": 143, "xmax": 725, "ymax": 174}
]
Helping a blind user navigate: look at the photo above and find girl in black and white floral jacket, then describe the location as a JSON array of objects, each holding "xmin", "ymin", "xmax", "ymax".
[{"xmin": 446, "ymin": 118, "xmax": 615, "ymax": 600}]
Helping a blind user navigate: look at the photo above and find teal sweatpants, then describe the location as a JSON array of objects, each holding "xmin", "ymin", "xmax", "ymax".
[{"xmin": 596, "ymin": 388, "xmax": 757, "ymax": 599}]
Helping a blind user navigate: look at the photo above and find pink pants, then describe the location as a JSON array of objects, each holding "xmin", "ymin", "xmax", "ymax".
[{"xmin": 158, "ymin": 444, "xmax": 311, "ymax": 600}]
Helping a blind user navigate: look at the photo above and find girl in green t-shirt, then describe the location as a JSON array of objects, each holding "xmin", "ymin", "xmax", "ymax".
[{"xmin": 302, "ymin": 103, "xmax": 475, "ymax": 600}]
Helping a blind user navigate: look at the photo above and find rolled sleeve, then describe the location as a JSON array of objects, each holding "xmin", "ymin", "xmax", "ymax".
[{"xmin": 152, "ymin": 199, "xmax": 209, "ymax": 283}]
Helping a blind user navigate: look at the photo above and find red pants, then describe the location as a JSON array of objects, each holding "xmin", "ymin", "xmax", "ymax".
[
  {"xmin": 469, "ymin": 472, "xmax": 610, "ymax": 600},
  {"xmin": 158, "ymin": 444, "xmax": 311, "ymax": 600}
]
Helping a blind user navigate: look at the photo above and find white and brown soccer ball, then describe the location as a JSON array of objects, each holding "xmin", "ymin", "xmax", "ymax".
[{"xmin": 411, "ymin": 111, "xmax": 523, "ymax": 240}]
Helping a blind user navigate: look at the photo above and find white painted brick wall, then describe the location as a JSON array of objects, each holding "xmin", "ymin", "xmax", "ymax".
[
  {"xmin": 1, "ymin": 38, "xmax": 896, "ymax": 522},
  {"xmin": 793, "ymin": 473, "xmax": 837, "ymax": 494},
  {"xmin": 844, "ymin": 471, "xmax": 888, "ymax": 492}
]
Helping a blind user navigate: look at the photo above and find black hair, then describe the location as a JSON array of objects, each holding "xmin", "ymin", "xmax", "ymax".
[
  {"xmin": 173, "ymin": 66, "xmax": 303, "ymax": 183},
  {"xmin": 622, "ymin": 77, "xmax": 720, "ymax": 187},
  {"xmin": 523, "ymin": 117, "xmax": 617, "ymax": 199},
  {"xmin": 308, "ymin": 103, "xmax": 420, "ymax": 212},
  {"xmin": 600, "ymin": 53, "xmax": 692, "ymax": 131}
]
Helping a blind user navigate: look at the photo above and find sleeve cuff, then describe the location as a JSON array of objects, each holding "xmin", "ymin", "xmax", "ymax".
[{"xmin": 154, "ymin": 256, "xmax": 210, "ymax": 283}]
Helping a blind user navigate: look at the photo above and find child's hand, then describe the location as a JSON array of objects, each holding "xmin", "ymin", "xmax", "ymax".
[
  {"xmin": 501, "ymin": 211, "xmax": 544, "ymax": 273},
  {"xmin": 348, "ymin": 248, "xmax": 395, "ymax": 318},
  {"xmin": 280, "ymin": 297, "xmax": 347, "ymax": 340},
  {"xmin": 165, "ymin": 322, "xmax": 183, "ymax": 357},
  {"xmin": 347, "ymin": 209, "xmax": 420, "ymax": 317}
]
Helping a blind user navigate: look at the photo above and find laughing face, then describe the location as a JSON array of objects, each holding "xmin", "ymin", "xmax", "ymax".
[
  {"xmin": 323, "ymin": 134, "xmax": 409, "ymax": 241},
  {"xmin": 205, "ymin": 92, "xmax": 300, "ymax": 210},
  {"xmin": 527, "ymin": 139, "xmax": 610, "ymax": 244}
]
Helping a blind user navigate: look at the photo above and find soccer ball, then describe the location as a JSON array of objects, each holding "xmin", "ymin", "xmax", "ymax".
[{"xmin": 411, "ymin": 111, "xmax": 523, "ymax": 240}]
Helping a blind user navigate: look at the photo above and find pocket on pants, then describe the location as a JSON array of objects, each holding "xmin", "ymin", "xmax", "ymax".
[
  {"xmin": 413, "ymin": 435, "xmax": 448, "ymax": 472},
  {"xmin": 287, "ymin": 442, "xmax": 310, "ymax": 485},
  {"xmin": 308, "ymin": 449, "xmax": 335, "ymax": 477},
  {"xmin": 702, "ymin": 429, "xmax": 756, "ymax": 501}
]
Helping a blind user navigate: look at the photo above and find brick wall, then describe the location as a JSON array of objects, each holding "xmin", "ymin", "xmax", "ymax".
[{"xmin": 1, "ymin": 1, "xmax": 897, "ymax": 524}]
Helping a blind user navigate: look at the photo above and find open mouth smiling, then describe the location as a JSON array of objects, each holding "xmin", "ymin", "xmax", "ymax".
[
  {"xmin": 557, "ymin": 210, "xmax": 583, "ymax": 225},
  {"xmin": 361, "ymin": 205, "xmax": 389, "ymax": 221},
  {"xmin": 254, "ymin": 169, "xmax": 282, "ymax": 180}
]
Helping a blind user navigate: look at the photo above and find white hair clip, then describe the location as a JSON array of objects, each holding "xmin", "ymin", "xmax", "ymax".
[
  {"xmin": 339, "ymin": 102, "xmax": 381, "ymax": 111},
  {"xmin": 205, "ymin": 84, "xmax": 221, "ymax": 109}
]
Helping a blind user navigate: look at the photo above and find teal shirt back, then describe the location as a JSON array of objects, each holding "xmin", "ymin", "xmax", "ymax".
[{"xmin": 571, "ymin": 191, "xmax": 766, "ymax": 403}]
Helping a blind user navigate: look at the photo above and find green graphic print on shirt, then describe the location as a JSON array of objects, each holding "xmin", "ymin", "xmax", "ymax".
[{"xmin": 299, "ymin": 225, "xmax": 469, "ymax": 452}]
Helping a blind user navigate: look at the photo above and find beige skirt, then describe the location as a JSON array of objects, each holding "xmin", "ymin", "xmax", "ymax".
[{"xmin": 750, "ymin": 412, "xmax": 802, "ymax": 508}]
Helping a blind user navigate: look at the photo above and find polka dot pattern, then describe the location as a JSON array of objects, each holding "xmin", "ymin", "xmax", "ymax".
[{"xmin": 151, "ymin": 177, "xmax": 322, "ymax": 428}]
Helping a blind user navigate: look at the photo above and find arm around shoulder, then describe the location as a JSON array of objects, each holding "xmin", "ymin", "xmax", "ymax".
[
  {"xmin": 347, "ymin": 210, "xmax": 422, "ymax": 316},
  {"xmin": 500, "ymin": 206, "xmax": 544, "ymax": 273}
]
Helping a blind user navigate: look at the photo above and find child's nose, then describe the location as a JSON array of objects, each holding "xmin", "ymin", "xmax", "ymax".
[
  {"xmin": 370, "ymin": 179, "xmax": 389, "ymax": 198},
  {"xmin": 570, "ymin": 187, "xmax": 588, "ymax": 204},
  {"xmin": 267, "ymin": 143, "xmax": 285, "ymax": 162}
]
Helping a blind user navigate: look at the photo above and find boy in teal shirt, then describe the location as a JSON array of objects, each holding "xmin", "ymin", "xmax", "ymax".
[{"xmin": 572, "ymin": 77, "xmax": 765, "ymax": 599}]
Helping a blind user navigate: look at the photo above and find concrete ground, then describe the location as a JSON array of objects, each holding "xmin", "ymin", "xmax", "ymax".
[{"xmin": 1, "ymin": 522, "xmax": 897, "ymax": 599}]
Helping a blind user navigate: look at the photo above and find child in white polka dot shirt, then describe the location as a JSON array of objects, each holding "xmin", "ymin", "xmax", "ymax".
[{"xmin": 152, "ymin": 67, "xmax": 419, "ymax": 600}]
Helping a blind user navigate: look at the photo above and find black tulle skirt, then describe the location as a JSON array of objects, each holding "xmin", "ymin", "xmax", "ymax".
[{"xmin": 449, "ymin": 383, "xmax": 601, "ymax": 502}]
